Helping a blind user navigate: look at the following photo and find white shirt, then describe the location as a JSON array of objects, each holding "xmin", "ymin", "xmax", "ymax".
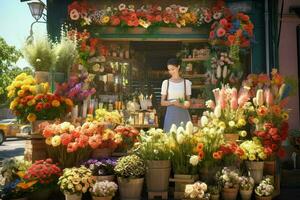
[{"xmin": 161, "ymin": 79, "xmax": 192, "ymax": 100}]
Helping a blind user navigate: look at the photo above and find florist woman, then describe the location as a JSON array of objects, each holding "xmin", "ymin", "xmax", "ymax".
[{"xmin": 161, "ymin": 58, "xmax": 192, "ymax": 132}]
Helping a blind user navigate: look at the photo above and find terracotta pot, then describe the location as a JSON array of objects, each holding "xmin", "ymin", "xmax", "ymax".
[
  {"xmin": 222, "ymin": 187, "xmax": 239, "ymax": 200},
  {"xmin": 210, "ymin": 194, "xmax": 220, "ymax": 200},
  {"xmin": 224, "ymin": 133, "xmax": 239, "ymax": 143},
  {"xmin": 146, "ymin": 160, "xmax": 171, "ymax": 192},
  {"xmin": 117, "ymin": 177, "xmax": 144, "ymax": 200},
  {"xmin": 94, "ymin": 175, "xmax": 115, "ymax": 182},
  {"xmin": 35, "ymin": 71, "xmax": 51, "ymax": 84},
  {"xmin": 65, "ymin": 193, "xmax": 82, "ymax": 200},
  {"xmin": 92, "ymin": 196, "xmax": 113, "ymax": 200},
  {"xmin": 240, "ymin": 189, "xmax": 253, "ymax": 200},
  {"xmin": 28, "ymin": 187, "xmax": 52, "ymax": 200},
  {"xmin": 92, "ymin": 148, "xmax": 113, "ymax": 159},
  {"xmin": 246, "ymin": 161, "xmax": 264, "ymax": 184},
  {"xmin": 255, "ymin": 195, "xmax": 272, "ymax": 200}
]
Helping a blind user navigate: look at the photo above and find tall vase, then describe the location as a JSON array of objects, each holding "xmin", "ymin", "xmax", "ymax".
[
  {"xmin": 246, "ymin": 161, "xmax": 264, "ymax": 184},
  {"xmin": 240, "ymin": 189, "xmax": 253, "ymax": 200},
  {"xmin": 146, "ymin": 160, "xmax": 171, "ymax": 192},
  {"xmin": 117, "ymin": 177, "xmax": 144, "ymax": 200},
  {"xmin": 53, "ymin": 72, "xmax": 65, "ymax": 84},
  {"xmin": 222, "ymin": 187, "xmax": 238, "ymax": 200},
  {"xmin": 65, "ymin": 193, "xmax": 82, "ymax": 200}
]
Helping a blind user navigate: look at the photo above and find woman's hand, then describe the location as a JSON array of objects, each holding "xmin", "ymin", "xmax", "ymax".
[{"xmin": 173, "ymin": 100, "xmax": 189, "ymax": 109}]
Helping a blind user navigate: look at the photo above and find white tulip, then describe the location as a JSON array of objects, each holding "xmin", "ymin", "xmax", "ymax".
[
  {"xmin": 214, "ymin": 105, "xmax": 221, "ymax": 118},
  {"xmin": 169, "ymin": 124, "xmax": 177, "ymax": 133},
  {"xmin": 189, "ymin": 155, "xmax": 199, "ymax": 166},
  {"xmin": 185, "ymin": 121, "xmax": 194, "ymax": 134},
  {"xmin": 201, "ymin": 116, "xmax": 208, "ymax": 127},
  {"xmin": 176, "ymin": 133, "xmax": 184, "ymax": 144}
]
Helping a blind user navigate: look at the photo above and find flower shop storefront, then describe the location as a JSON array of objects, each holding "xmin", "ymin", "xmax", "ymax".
[{"xmin": 1, "ymin": 0, "xmax": 288, "ymax": 200}]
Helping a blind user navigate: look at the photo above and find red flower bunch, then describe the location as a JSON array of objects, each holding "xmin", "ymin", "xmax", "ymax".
[
  {"xmin": 24, "ymin": 159, "xmax": 61, "ymax": 188},
  {"xmin": 114, "ymin": 125, "xmax": 140, "ymax": 150},
  {"xmin": 214, "ymin": 142, "xmax": 244, "ymax": 160},
  {"xmin": 255, "ymin": 122, "xmax": 288, "ymax": 158},
  {"xmin": 68, "ymin": 1, "xmax": 92, "ymax": 21}
]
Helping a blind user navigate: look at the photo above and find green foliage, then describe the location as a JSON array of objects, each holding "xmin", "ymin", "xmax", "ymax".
[
  {"xmin": 114, "ymin": 155, "xmax": 146, "ymax": 178},
  {"xmin": 0, "ymin": 37, "xmax": 33, "ymax": 105},
  {"xmin": 22, "ymin": 36, "xmax": 55, "ymax": 71}
]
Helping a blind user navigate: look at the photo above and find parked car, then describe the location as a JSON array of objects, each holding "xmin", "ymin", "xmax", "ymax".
[{"xmin": 0, "ymin": 118, "xmax": 31, "ymax": 145}]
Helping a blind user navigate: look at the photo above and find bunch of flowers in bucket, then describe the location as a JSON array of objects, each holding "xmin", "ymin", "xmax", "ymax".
[
  {"xmin": 184, "ymin": 181, "xmax": 209, "ymax": 199},
  {"xmin": 91, "ymin": 180, "xmax": 118, "ymax": 200},
  {"xmin": 239, "ymin": 137, "xmax": 267, "ymax": 161},
  {"xmin": 216, "ymin": 167, "xmax": 240, "ymax": 200},
  {"xmin": 7, "ymin": 73, "xmax": 73, "ymax": 123},
  {"xmin": 83, "ymin": 158, "xmax": 117, "ymax": 177},
  {"xmin": 58, "ymin": 166, "xmax": 95, "ymax": 199},
  {"xmin": 42, "ymin": 121, "xmax": 121, "ymax": 168},
  {"xmin": 114, "ymin": 125, "xmax": 140, "ymax": 152},
  {"xmin": 243, "ymin": 69, "xmax": 291, "ymax": 158},
  {"xmin": 169, "ymin": 122, "xmax": 200, "ymax": 174}
]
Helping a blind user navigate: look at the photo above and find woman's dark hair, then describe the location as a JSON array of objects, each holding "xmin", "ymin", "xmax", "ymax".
[{"xmin": 167, "ymin": 58, "xmax": 180, "ymax": 67}]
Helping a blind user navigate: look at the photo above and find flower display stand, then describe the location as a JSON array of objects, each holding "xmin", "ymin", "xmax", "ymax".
[
  {"xmin": 169, "ymin": 174, "xmax": 198, "ymax": 200},
  {"xmin": 24, "ymin": 134, "xmax": 47, "ymax": 162}
]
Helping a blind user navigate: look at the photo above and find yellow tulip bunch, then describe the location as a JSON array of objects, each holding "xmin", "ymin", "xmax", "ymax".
[{"xmin": 239, "ymin": 137, "xmax": 267, "ymax": 161}]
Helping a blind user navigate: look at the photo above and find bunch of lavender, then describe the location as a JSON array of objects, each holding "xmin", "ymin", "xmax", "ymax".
[{"xmin": 83, "ymin": 158, "xmax": 117, "ymax": 176}]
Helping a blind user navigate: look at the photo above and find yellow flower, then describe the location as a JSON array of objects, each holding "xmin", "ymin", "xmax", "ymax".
[
  {"xmin": 179, "ymin": 19, "xmax": 186, "ymax": 26},
  {"xmin": 14, "ymin": 81, "xmax": 22, "ymax": 88},
  {"xmin": 101, "ymin": 16, "xmax": 110, "ymax": 24},
  {"xmin": 21, "ymin": 85, "xmax": 30, "ymax": 91},
  {"xmin": 7, "ymin": 90, "xmax": 15, "ymax": 98},
  {"xmin": 253, "ymin": 118, "xmax": 259, "ymax": 124},
  {"xmin": 218, "ymin": 121, "xmax": 226, "ymax": 129},
  {"xmin": 45, "ymin": 137, "xmax": 52, "ymax": 145},
  {"xmin": 51, "ymin": 135, "xmax": 61, "ymax": 147},
  {"xmin": 27, "ymin": 113, "xmax": 37, "ymax": 122},
  {"xmin": 43, "ymin": 82, "xmax": 50, "ymax": 93},
  {"xmin": 15, "ymin": 73, "xmax": 27, "ymax": 81},
  {"xmin": 51, "ymin": 100, "xmax": 61, "ymax": 107},
  {"xmin": 29, "ymin": 86, "xmax": 37, "ymax": 94},
  {"xmin": 65, "ymin": 98, "xmax": 73, "ymax": 107},
  {"xmin": 10, "ymin": 100, "xmax": 18, "ymax": 110},
  {"xmin": 67, "ymin": 183, "xmax": 74, "ymax": 189},
  {"xmin": 282, "ymin": 112, "xmax": 289, "ymax": 120},
  {"xmin": 239, "ymin": 130, "xmax": 247, "ymax": 137},
  {"xmin": 249, "ymin": 154, "xmax": 256, "ymax": 161},
  {"xmin": 238, "ymin": 118, "xmax": 246, "ymax": 127},
  {"xmin": 27, "ymin": 99, "xmax": 36, "ymax": 106},
  {"xmin": 17, "ymin": 90, "xmax": 25, "ymax": 97},
  {"xmin": 75, "ymin": 184, "xmax": 82, "ymax": 191}
]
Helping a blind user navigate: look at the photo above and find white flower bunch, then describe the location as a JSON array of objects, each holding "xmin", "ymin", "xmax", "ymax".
[
  {"xmin": 255, "ymin": 177, "xmax": 274, "ymax": 197},
  {"xmin": 216, "ymin": 167, "xmax": 240, "ymax": 188},
  {"xmin": 239, "ymin": 176, "xmax": 255, "ymax": 190},
  {"xmin": 92, "ymin": 181, "xmax": 118, "ymax": 197},
  {"xmin": 185, "ymin": 181, "xmax": 209, "ymax": 199}
]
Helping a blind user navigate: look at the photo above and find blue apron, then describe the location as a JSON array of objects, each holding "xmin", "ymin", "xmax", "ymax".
[{"xmin": 163, "ymin": 104, "xmax": 191, "ymax": 132}]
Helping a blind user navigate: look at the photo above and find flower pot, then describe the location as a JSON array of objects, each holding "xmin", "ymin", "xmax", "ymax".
[
  {"xmin": 240, "ymin": 189, "xmax": 253, "ymax": 200},
  {"xmin": 246, "ymin": 161, "xmax": 264, "ymax": 184},
  {"xmin": 224, "ymin": 133, "xmax": 239, "ymax": 143},
  {"xmin": 35, "ymin": 71, "xmax": 51, "ymax": 84},
  {"xmin": 255, "ymin": 195, "xmax": 272, "ymax": 200},
  {"xmin": 146, "ymin": 160, "xmax": 171, "ymax": 192},
  {"xmin": 222, "ymin": 187, "xmax": 239, "ymax": 200},
  {"xmin": 28, "ymin": 187, "xmax": 52, "ymax": 200},
  {"xmin": 210, "ymin": 194, "xmax": 220, "ymax": 200},
  {"xmin": 117, "ymin": 177, "xmax": 144, "ymax": 200},
  {"xmin": 92, "ymin": 148, "xmax": 113, "ymax": 159},
  {"xmin": 92, "ymin": 196, "xmax": 113, "ymax": 200},
  {"xmin": 94, "ymin": 175, "xmax": 115, "ymax": 182},
  {"xmin": 65, "ymin": 193, "xmax": 82, "ymax": 200},
  {"xmin": 53, "ymin": 72, "xmax": 66, "ymax": 84}
]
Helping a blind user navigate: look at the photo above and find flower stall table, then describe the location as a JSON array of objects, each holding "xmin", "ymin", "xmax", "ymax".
[{"xmin": 24, "ymin": 134, "xmax": 48, "ymax": 162}]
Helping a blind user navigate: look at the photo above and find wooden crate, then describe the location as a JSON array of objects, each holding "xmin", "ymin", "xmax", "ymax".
[{"xmin": 24, "ymin": 136, "xmax": 47, "ymax": 162}]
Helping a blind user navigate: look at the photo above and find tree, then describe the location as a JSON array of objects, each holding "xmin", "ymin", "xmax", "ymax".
[{"xmin": 0, "ymin": 37, "xmax": 33, "ymax": 106}]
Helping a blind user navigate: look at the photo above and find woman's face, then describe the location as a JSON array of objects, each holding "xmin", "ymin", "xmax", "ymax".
[{"xmin": 167, "ymin": 64, "xmax": 179, "ymax": 77}]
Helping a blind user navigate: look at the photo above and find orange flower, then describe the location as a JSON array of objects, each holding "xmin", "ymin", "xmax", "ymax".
[
  {"xmin": 198, "ymin": 150, "xmax": 205, "ymax": 160},
  {"xmin": 271, "ymin": 105, "xmax": 281, "ymax": 116},
  {"xmin": 212, "ymin": 151, "xmax": 223, "ymax": 160},
  {"xmin": 17, "ymin": 180, "xmax": 38, "ymax": 189},
  {"xmin": 257, "ymin": 106, "xmax": 268, "ymax": 116},
  {"xmin": 197, "ymin": 143, "xmax": 204, "ymax": 152},
  {"xmin": 27, "ymin": 113, "xmax": 37, "ymax": 122},
  {"xmin": 258, "ymin": 74, "xmax": 270, "ymax": 84},
  {"xmin": 65, "ymin": 98, "xmax": 74, "ymax": 107},
  {"xmin": 228, "ymin": 35, "xmax": 236, "ymax": 45},
  {"xmin": 51, "ymin": 100, "xmax": 61, "ymax": 107}
]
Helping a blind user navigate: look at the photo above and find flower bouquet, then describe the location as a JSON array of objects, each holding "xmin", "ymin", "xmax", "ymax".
[
  {"xmin": 254, "ymin": 176, "xmax": 274, "ymax": 200},
  {"xmin": 216, "ymin": 167, "xmax": 240, "ymax": 200},
  {"xmin": 184, "ymin": 181, "xmax": 209, "ymax": 200},
  {"xmin": 239, "ymin": 137, "xmax": 267, "ymax": 184},
  {"xmin": 91, "ymin": 181, "xmax": 118, "ymax": 200},
  {"xmin": 114, "ymin": 154, "xmax": 145, "ymax": 200},
  {"xmin": 114, "ymin": 125, "xmax": 140, "ymax": 153},
  {"xmin": 58, "ymin": 166, "xmax": 95, "ymax": 200},
  {"xmin": 133, "ymin": 128, "xmax": 172, "ymax": 192},
  {"xmin": 95, "ymin": 108, "xmax": 123, "ymax": 125},
  {"xmin": 239, "ymin": 176, "xmax": 255, "ymax": 200},
  {"xmin": 83, "ymin": 158, "xmax": 117, "ymax": 182},
  {"xmin": 24, "ymin": 159, "xmax": 62, "ymax": 200}
]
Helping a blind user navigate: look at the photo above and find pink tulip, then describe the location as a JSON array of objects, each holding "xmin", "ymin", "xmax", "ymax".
[
  {"xmin": 219, "ymin": 87, "xmax": 226, "ymax": 109},
  {"xmin": 238, "ymin": 91, "xmax": 250, "ymax": 107},
  {"xmin": 230, "ymin": 88, "xmax": 238, "ymax": 109},
  {"xmin": 265, "ymin": 89, "xmax": 273, "ymax": 106}
]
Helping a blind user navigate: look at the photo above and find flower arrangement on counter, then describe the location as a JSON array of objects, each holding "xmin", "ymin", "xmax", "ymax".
[
  {"xmin": 216, "ymin": 167, "xmax": 240, "ymax": 189},
  {"xmin": 239, "ymin": 137, "xmax": 267, "ymax": 161},
  {"xmin": 22, "ymin": 159, "xmax": 61, "ymax": 190},
  {"xmin": 58, "ymin": 166, "xmax": 95, "ymax": 195},
  {"xmin": 134, "ymin": 128, "xmax": 172, "ymax": 160},
  {"xmin": 169, "ymin": 122, "xmax": 200, "ymax": 174},
  {"xmin": 83, "ymin": 158, "xmax": 117, "ymax": 176},
  {"xmin": 91, "ymin": 180, "xmax": 118, "ymax": 199},
  {"xmin": 114, "ymin": 154, "xmax": 146, "ymax": 178},
  {"xmin": 114, "ymin": 125, "xmax": 140, "ymax": 152},
  {"xmin": 7, "ymin": 73, "xmax": 73, "ymax": 123},
  {"xmin": 184, "ymin": 181, "xmax": 209, "ymax": 199},
  {"xmin": 254, "ymin": 176, "xmax": 274, "ymax": 197},
  {"xmin": 95, "ymin": 108, "xmax": 123, "ymax": 125}
]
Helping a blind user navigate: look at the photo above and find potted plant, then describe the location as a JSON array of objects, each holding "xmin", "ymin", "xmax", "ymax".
[
  {"xmin": 22, "ymin": 36, "xmax": 55, "ymax": 83},
  {"xmin": 239, "ymin": 176, "xmax": 255, "ymax": 200},
  {"xmin": 208, "ymin": 185, "xmax": 220, "ymax": 200},
  {"xmin": 254, "ymin": 177, "xmax": 274, "ymax": 200},
  {"xmin": 83, "ymin": 158, "xmax": 117, "ymax": 182},
  {"xmin": 114, "ymin": 154, "xmax": 146, "ymax": 200},
  {"xmin": 24, "ymin": 159, "xmax": 62, "ymax": 200},
  {"xmin": 53, "ymin": 28, "xmax": 78, "ymax": 83},
  {"xmin": 134, "ymin": 128, "xmax": 172, "ymax": 193},
  {"xmin": 58, "ymin": 166, "xmax": 95, "ymax": 200},
  {"xmin": 184, "ymin": 181, "xmax": 209, "ymax": 200},
  {"xmin": 239, "ymin": 137, "xmax": 267, "ymax": 184},
  {"xmin": 216, "ymin": 167, "xmax": 240, "ymax": 200},
  {"xmin": 91, "ymin": 181, "xmax": 118, "ymax": 200}
]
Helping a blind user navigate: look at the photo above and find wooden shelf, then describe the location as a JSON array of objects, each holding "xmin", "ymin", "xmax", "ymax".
[
  {"xmin": 182, "ymin": 57, "xmax": 208, "ymax": 62},
  {"xmin": 182, "ymin": 74, "xmax": 207, "ymax": 79}
]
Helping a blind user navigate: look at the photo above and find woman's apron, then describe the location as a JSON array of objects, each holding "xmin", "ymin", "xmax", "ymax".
[{"xmin": 163, "ymin": 79, "xmax": 191, "ymax": 132}]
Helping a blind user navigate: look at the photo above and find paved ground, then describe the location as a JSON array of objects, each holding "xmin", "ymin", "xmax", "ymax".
[{"xmin": 0, "ymin": 138, "xmax": 26, "ymax": 161}]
